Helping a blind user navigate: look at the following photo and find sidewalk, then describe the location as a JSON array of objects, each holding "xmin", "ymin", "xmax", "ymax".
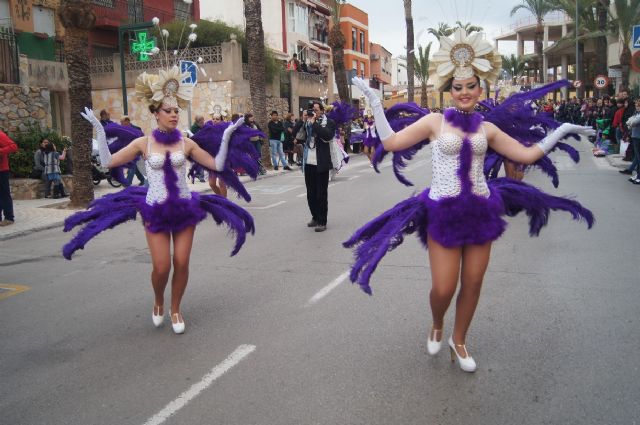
[
  {"xmin": 605, "ymin": 153, "xmax": 629, "ymax": 170},
  {"xmin": 0, "ymin": 167, "xmax": 298, "ymax": 241}
]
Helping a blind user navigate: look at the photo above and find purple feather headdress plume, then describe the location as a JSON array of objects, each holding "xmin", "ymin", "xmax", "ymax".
[{"xmin": 103, "ymin": 122, "xmax": 144, "ymax": 185}]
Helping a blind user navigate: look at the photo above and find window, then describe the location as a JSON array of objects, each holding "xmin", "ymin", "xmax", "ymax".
[
  {"xmin": 352, "ymin": 60, "xmax": 358, "ymax": 71},
  {"xmin": 352, "ymin": 28, "xmax": 357, "ymax": 50},
  {"xmin": 359, "ymin": 31, "xmax": 365, "ymax": 53},
  {"xmin": 0, "ymin": 0, "xmax": 10, "ymax": 27},
  {"xmin": 174, "ymin": 0, "xmax": 190, "ymax": 21},
  {"xmin": 360, "ymin": 61, "xmax": 365, "ymax": 78},
  {"xmin": 289, "ymin": 2, "xmax": 309, "ymax": 37},
  {"xmin": 33, "ymin": 6, "xmax": 55, "ymax": 37}
]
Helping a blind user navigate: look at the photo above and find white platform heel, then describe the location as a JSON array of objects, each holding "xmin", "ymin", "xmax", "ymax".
[
  {"xmin": 448, "ymin": 337, "xmax": 477, "ymax": 372},
  {"xmin": 152, "ymin": 305, "xmax": 164, "ymax": 328},
  {"xmin": 171, "ymin": 312, "xmax": 185, "ymax": 334},
  {"xmin": 427, "ymin": 328, "xmax": 443, "ymax": 355}
]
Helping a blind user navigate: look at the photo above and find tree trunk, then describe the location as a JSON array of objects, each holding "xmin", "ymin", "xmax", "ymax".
[
  {"xmin": 535, "ymin": 22, "xmax": 543, "ymax": 84},
  {"xmin": 243, "ymin": 0, "xmax": 272, "ymax": 168},
  {"xmin": 595, "ymin": 0, "xmax": 609, "ymax": 96},
  {"xmin": 62, "ymin": 21, "xmax": 94, "ymax": 207},
  {"xmin": 404, "ymin": 0, "xmax": 415, "ymax": 103},
  {"xmin": 620, "ymin": 44, "xmax": 631, "ymax": 90},
  {"xmin": 420, "ymin": 82, "xmax": 428, "ymax": 108},
  {"xmin": 329, "ymin": 25, "xmax": 349, "ymax": 103},
  {"xmin": 439, "ymin": 91, "xmax": 444, "ymax": 108},
  {"xmin": 577, "ymin": 41, "xmax": 585, "ymax": 98}
]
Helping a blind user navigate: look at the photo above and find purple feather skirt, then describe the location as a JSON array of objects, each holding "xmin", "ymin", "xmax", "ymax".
[{"xmin": 63, "ymin": 154, "xmax": 255, "ymax": 260}]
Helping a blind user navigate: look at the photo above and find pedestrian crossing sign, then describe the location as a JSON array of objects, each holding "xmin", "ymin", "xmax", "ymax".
[{"xmin": 633, "ymin": 26, "xmax": 640, "ymax": 49}]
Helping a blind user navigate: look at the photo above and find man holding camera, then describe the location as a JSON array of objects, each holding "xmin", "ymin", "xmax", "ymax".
[{"xmin": 294, "ymin": 101, "xmax": 336, "ymax": 232}]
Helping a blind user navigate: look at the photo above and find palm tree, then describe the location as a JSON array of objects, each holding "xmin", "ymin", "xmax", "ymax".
[
  {"xmin": 404, "ymin": 0, "xmax": 415, "ymax": 103},
  {"xmin": 329, "ymin": 0, "xmax": 350, "ymax": 103},
  {"xmin": 243, "ymin": 0, "xmax": 272, "ymax": 168},
  {"xmin": 427, "ymin": 23, "xmax": 453, "ymax": 107},
  {"xmin": 413, "ymin": 43, "xmax": 432, "ymax": 108},
  {"xmin": 611, "ymin": 0, "xmax": 640, "ymax": 89},
  {"xmin": 427, "ymin": 22, "xmax": 454, "ymax": 39},
  {"xmin": 58, "ymin": 0, "xmax": 95, "ymax": 207},
  {"xmin": 510, "ymin": 0, "xmax": 553, "ymax": 83},
  {"xmin": 455, "ymin": 21, "xmax": 484, "ymax": 34},
  {"xmin": 502, "ymin": 54, "xmax": 526, "ymax": 82}
]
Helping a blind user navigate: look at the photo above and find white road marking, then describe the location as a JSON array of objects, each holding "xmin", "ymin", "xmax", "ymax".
[
  {"xmin": 305, "ymin": 271, "xmax": 350, "ymax": 307},
  {"xmin": 296, "ymin": 192, "xmax": 307, "ymax": 198},
  {"xmin": 348, "ymin": 175, "xmax": 361, "ymax": 180},
  {"xmin": 328, "ymin": 182, "xmax": 341, "ymax": 188},
  {"xmin": 245, "ymin": 201, "xmax": 286, "ymax": 210},
  {"xmin": 142, "ymin": 344, "xmax": 256, "ymax": 425}
]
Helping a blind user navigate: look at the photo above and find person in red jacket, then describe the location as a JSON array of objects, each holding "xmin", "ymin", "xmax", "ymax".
[{"xmin": 0, "ymin": 129, "xmax": 18, "ymax": 226}]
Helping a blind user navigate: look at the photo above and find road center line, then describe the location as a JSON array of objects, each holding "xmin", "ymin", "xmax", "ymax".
[
  {"xmin": 348, "ymin": 175, "xmax": 361, "ymax": 180},
  {"xmin": 142, "ymin": 344, "xmax": 256, "ymax": 425},
  {"xmin": 245, "ymin": 201, "xmax": 286, "ymax": 210},
  {"xmin": 305, "ymin": 271, "xmax": 350, "ymax": 307}
]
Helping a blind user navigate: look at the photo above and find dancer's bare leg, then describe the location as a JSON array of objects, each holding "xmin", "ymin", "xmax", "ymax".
[
  {"xmin": 145, "ymin": 229, "xmax": 172, "ymax": 315},
  {"xmin": 427, "ymin": 236, "xmax": 462, "ymax": 337},
  {"xmin": 169, "ymin": 225, "xmax": 195, "ymax": 320},
  {"xmin": 451, "ymin": 241, "xmax": 492, "ymax": 355}
]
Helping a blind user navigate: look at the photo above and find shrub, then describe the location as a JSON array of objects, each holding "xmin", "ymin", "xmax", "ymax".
[{"xmin": 8, "ymin": 123, "xmax": 71, "ymax": 178}]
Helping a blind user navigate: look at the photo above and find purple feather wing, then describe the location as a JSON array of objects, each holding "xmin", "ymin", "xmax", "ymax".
[
  {"xmin": 191, "ymin": 122, "xmax": 264, "ymax": 202},
  {"xmin": 481, "ymin": 80, "xmax": 581, "ymax": 186},
  {"xmin": 369, "ymin": 102, "xmax": 430, "ymax": 186},
  {"xmin": 103, "ymin": 123, "xmax": 144, "ymax": 185}
]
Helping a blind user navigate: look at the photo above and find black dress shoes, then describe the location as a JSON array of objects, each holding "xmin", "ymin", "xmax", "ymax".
[
  {"xmin": 307, "ymin": 219, "xmax": 318, "ymax": 227},
  {"xmin": 314, "ymin": 225, "xmax": 327, "ymax": 232}
]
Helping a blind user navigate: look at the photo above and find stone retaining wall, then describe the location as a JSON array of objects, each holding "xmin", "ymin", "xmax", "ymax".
[
  {"xmin": 0, "ymin": 84, "xmax": 51, "ymax": 134},
  {"xmin": 10, "ymin": 175, "xmax": 73, "ymax": 200}
]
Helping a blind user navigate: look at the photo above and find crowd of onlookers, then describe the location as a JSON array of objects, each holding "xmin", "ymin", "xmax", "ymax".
[{"xmin": 286, "ymin": 53, "xmax": 328, "ymax": 76}]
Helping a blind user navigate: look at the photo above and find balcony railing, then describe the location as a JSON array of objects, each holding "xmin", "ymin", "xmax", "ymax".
[
  {"xmin": 90, "ymin": 45, "xmax": 223, "ymax": 74},
  {"xmin": 91, "ymin": 0, "xmax": 181, "ymax": 28}
]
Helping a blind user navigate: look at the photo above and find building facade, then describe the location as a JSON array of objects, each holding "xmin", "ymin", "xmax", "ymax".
[{"xmin": 338, "ymin": 2, "xmax": 368, "ymax": 79}]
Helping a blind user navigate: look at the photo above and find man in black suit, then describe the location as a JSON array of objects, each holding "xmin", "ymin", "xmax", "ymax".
[{"xmin": 296, "ymin": 101, "xmax": 335, "ymax": 232}]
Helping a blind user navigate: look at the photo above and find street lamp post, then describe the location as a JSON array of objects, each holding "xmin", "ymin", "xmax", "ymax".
[{"xmin": 575, "ymin": 0, "xmax": 581, "ymax": 99}]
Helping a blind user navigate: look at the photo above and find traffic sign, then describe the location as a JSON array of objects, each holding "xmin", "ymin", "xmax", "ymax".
[
  {"xmin": 180, "ymin": 60, "xmax": 197, "ymax": 85},
  {"xmin": 594, "ymin": 75, "xmax": 609, "ymax": 89},
  {"xmin": 573, "ymin": 80, "xmax": 582, "ymax": 88},
  {"xmin": 633, "ymin": 25, "xmax": 640, "ymax": 49}
]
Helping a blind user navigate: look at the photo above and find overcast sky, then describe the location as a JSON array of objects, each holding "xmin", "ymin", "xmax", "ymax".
[{"xmin": 346, "ymin": 0, "xmax": 541, "ymax": 57}]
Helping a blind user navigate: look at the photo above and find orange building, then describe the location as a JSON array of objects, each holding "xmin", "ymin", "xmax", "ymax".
[
  {"xmin": 369, "ymin": 42, "xmax": 392, "ymax": 85},
  {"xmin": 339, "ymin": 3, "xmax": 369, "ymax": 79}
]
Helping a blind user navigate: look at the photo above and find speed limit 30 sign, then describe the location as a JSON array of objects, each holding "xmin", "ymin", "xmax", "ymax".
[{"xmin": 594, "ymin": 75, "xmax": 609, "ymax": 89}]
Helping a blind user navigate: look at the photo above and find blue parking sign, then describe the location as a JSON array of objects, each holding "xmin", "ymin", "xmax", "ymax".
[
  {"xmin": 180, "ymin": 60, "xmax": 197, "ymax": 85},
  {"xmin": 633, "ymin": 26, "xmax": 640, "ymax": 49}
]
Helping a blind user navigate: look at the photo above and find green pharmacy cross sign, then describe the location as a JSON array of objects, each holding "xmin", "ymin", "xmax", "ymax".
[{"xmin": 130, "ymin": 31, "xmax": 156, "ymax": 62}]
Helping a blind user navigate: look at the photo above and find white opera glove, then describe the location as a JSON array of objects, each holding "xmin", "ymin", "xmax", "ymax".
[
  {"xmin": 536, "ymin": 123, "xmax": 595, "ymax": 154},
  {"xmin": 352, "ymin": 77, "xmax": 394, "ymax": 141},
  {"xmin": 80, "ymin": 107, "xmax": 111, "ymax": 167},
  {"xmin": 216, "ymin": 117, "xmax": 244, "ymax": 171}
]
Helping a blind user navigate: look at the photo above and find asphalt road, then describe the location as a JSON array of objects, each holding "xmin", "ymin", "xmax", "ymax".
[{"xmin": 1, "ymin": 145, "xmax": 639, "ymax": 425}]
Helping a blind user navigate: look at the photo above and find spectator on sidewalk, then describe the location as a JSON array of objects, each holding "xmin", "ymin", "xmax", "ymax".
[
  {"xmin": 32, "ymin": 139, "xmax": 46, "ymax": 180},
  {"xmin": 268, "ymin": 111, "xmax": 292, "ymax": 171},
  {"xmin": 0, "ymin": 129, "xmax": 18, "ymax": 226},
  {"xmin": 244, "ymin": 113, "xmax": 266, "ymax": 175},
  {"xmin": 283, "ymin": 112, "xmax": 296, "ymax": 166},
  {"xmin": 43, "ymin": 140, "xmax": 67, "ymax": 199},
  {"xmin": 189, "ymin": 115, "xmax": 206, "ymax": 182},
  {"xmin": 623, "ymin": 99, "xmax": 640, "ymax": 184}
]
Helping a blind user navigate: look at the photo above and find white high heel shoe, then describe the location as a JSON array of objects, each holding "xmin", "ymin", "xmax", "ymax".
[
  {"xmin": 171, "ymin": 312, "xmax": 185, "ymax": 334},
  {"xmin": 448, "ymin": 337, "xmax": 477, "ymax": 373},
  {"xmin": 152, "ymin": 305, "xmax": 164, "ymax": 328},
  {"xmin": 427, "ymin": 328, "xmax": 443, "ymax": 355}
]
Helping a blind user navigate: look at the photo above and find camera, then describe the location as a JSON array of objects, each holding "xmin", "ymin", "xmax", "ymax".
[{"xmin": 306, "ymin": 109, "xmax": 315, "ymax": 117}]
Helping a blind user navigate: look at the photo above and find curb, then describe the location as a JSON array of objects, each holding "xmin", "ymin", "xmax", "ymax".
[{"xmin": 1, "ymin": 168, "xmax": 300, "ymax": 242}]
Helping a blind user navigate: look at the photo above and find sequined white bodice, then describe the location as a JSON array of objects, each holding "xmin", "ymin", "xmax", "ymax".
[
  {"xmin": 144, "ymin": 138, "xmax": 191, "ymax": 205},
  {"xmin": 428, "ymin": 119, "xmax": 490, "ymax": 200}
]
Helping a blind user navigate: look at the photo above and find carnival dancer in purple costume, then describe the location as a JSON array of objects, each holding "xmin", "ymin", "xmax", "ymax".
[
  {"xmin": 62, "ymin": 21, "xmax": 259, "ymax": 335},
  {"xmin": 344, "ymin": 28, "xmax": 595, "ymax": 372}
]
